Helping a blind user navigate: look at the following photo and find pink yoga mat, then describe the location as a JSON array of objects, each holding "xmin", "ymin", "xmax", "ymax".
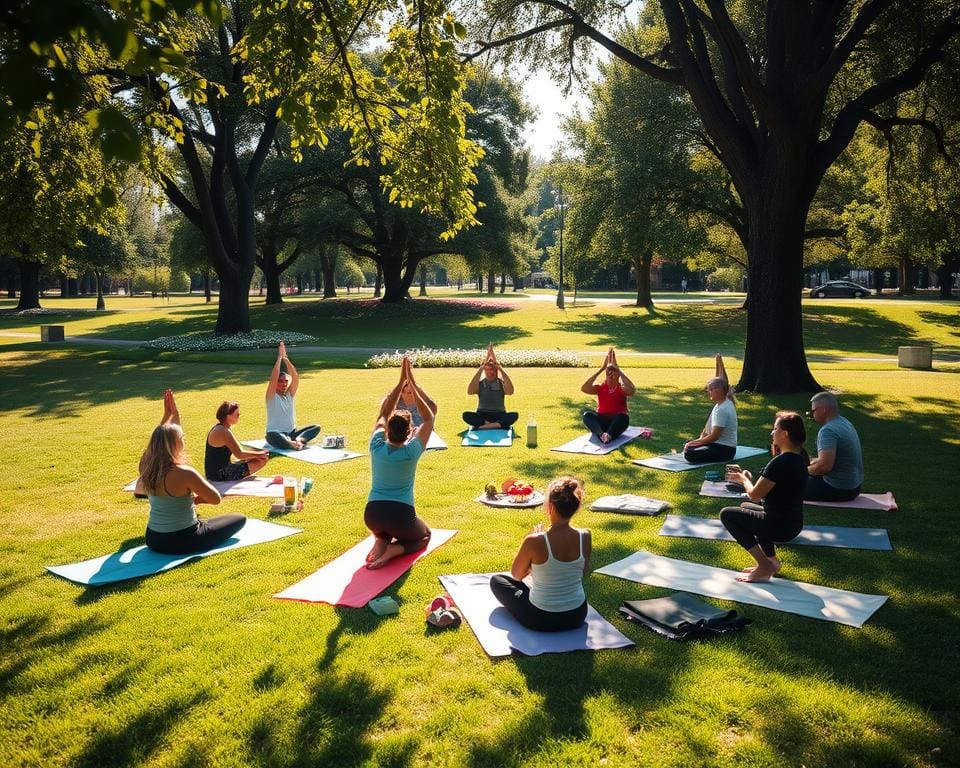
[
  {"xmin": 123, "ymin": 476, "xmax": 284, "ymax": 498},
  {"xmin": 805, "ymin": 492, "xmax": 898, "ymax": 512},
  {"xmin": 274, "ymin": 529, "xmax": 458, "ymax": 607}
]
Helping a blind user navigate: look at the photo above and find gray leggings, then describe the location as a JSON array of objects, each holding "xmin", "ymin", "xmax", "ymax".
[{"xmin": 266, "ymin": 425, "xmax": 321, "ymax": 450}]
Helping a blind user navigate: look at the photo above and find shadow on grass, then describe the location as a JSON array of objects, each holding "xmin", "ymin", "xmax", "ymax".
[{"xmin": 246, "ymin": 669, "xmax": 397, "ymax": 767}]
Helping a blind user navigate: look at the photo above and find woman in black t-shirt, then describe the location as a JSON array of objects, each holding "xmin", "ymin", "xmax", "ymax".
[{"xmin": 720, "ymin": 411, "xmax": 809, "ymax": 582}]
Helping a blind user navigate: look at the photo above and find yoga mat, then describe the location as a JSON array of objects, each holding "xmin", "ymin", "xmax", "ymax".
[
  {"xmin": 632, "ymin": 445, "xmax": 768, "ymax": 472},
  {"xmin": 123, "ymin": 475, "xmax": 284, "ymax": 498},
  {"xmin": 243, "ymin": 439, "xmax": 363, "ymax": 465},
  {"xmin": 460, "ymin": 428, "xmax": 514, "ymax": 447},
  {"xmin": 659, "ymin": 514, "xmax": 893, "ymax": 551},
  {"xmin": 699, "ymin": 482, "xmax": 899, "ymax": 511},
  {"xmin": 595, "ymin": 550, "xmax": 888, "ymax": 628},
  {"xmin": 551, "ymin": 426, "xmax": 652, "ymax": 455},
  {"xmin": 424, "ymin": 432, "xmax": 448, "ymax": 451},
  {"xmin": 439, "ymin": 573, "xmax": 634, "ymax": 657},
  {"xmin": 274, "ymin": 529, "xmax": 458, "ymax": 607},
  {"xmin": 474, "ymin": 491, "xmax": 545, "ymax": 508},
  {"xmin": 590, "ymin": 494, "xmax": 671, "ymax": 516},
  {"xmin": 46, "ymin": 519, "xmax": 302, "ymax": 586}
]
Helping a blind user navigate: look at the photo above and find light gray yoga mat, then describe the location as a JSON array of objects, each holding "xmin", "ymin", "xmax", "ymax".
[
  {"xmin": 46, "ymin": 518, "xmax": 302, "ymax": 586},
  {"xmin": 475, "ymin": 491, "xmax": 545, "ymax": 508},
  {"xmin": 551, "ymin": 426, "xmax": 652, "ymax": 455},
  {"xmin": 699, "ymin": 482, "xmax": 899, "ymax": 511},
  {"xmin": 594, "ymin": 550, "xmax": 888, "ymax": 627},
  {"xmin": 439, "ymin": 573, "xmax": 634, "ymax": 657},
  {"xmin": 659, "ymin": 514, "xmax": 893, "ymax": 551},
  {"xmin": 460, "ymin": 428, "xmax": 515, "ymax": 447},
  {"xmin": 424, "ymin": 432, "xmax": 448, "ymax": 451},
  {"xmin": 123, "ymin": 475, "xmax": 284, "ymax": 498},
  {"xmin": 244, "ymin": 439, "xmax": 364, "ymax": 465},
  {"xmin": 632, "ymin": 445, "xmax": 768, "ymax": 472},
  {"xmin": 590, "ymin": 494, "xmax": 671, "ymax": 515}
]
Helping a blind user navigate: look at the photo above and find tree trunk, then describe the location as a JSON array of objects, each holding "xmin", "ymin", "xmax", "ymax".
[
  {"xmin": 512, "ymin": 274, "xmax": 522, "ymax": 291},
  {"xmin": 67, "ymin": 277, "xmax": 78, "ymax": 297},
  {"xmin": 296, "ymin": 273, "xmax": 303, "ymax": 295},
  {"xmin": 500, "ymin": 272, "xmax": 506, "ymax": 293},
  {"xmin": 634, "ymin": 251, "xmax": 654, "ymax": 311},
  {"xmin": 95, "ymin": 270, "xmax": 106, "ymax": 310},
  {"xmin": 374, "ymin": 264, "xmax": 382, "ymax": 298},
  {"xmin": 203, "ymin": 272, "xmax": 212, "ymax": 303},
  {"xmin": 215, "ymin": 267, "xmax": 253, "ymax": 334},
  {"xmin": 60, "ymin": 277, "xmax": 68, "ymax": 298},
  {"xmin": 486, "ymin": 270, "xmax": 495, "ymax": 293},
  {"xmin": 898, "ymin": 255, "xmax": 915, "ymax": 296},
  {"xmin": 737, "ymin": 194, "xmax": 820, "ymax": 394},
  {"xmin": 16, "ymin": 259, "xmax": 42, "ymax": 310},
  {"xmin": 262, "ymin": 252, "xmax": 283, "ymax": 305},
  {"xmin": 873, "ymin": 267, "xmax": 885, "ymax": 296},
  {"xmin": 419, "ymin": 264, "xmax": 427, "ymax": 296},
  {"xmin": 380, "ymin": 255, "xmax": 419, "ymax": 302},
  {"xmin": 322, "ymin": 261, "xmax": 337, "ymax": 298},
  {"xmin": 937, "ymin": 255, "xmax": 956, "ymax": 299}
]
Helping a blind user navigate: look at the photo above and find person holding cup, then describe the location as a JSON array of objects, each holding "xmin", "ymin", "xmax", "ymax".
[{"xmin": 719, "ymin": 411, "xmax": 809, "ymax": 582}]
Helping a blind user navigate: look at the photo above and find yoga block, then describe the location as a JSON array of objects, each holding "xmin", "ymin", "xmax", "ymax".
[
  {"xmin": 41, "ymin": 325, "xmax": 64, "ymax": 342},
  {"xmin": 898, "ymin": 345, "xmax": 932, "ymax": 370}
]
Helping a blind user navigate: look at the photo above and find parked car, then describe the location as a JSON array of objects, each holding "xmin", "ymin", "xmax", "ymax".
[{"xmin": 809, "ymin": 280, "xmax": 871, "ymax": 298}]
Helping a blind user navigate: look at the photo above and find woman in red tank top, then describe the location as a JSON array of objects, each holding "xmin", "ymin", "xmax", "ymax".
[{"xmin": 580, "ymin": 348, "xmax": 637, "ymax": 443}]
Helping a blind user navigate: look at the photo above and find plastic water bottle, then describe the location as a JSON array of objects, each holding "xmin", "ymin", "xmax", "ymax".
[{"xmin": 526, "ymin": 415, "xmax": 538, "ymax": 448}]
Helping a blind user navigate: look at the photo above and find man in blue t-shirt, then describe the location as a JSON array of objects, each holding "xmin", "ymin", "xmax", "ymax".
[{"xmin": 806, "ymin": 392, "xmax": 863, "ymax": 502}]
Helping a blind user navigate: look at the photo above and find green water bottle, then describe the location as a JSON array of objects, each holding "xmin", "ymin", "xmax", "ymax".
[{"xmin": 526, "ymin": 415, "xmax": 538, "ymax": 448}]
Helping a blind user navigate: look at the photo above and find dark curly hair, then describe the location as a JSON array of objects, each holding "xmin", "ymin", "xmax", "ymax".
[
  {"xmin": 547, "ymin": 476, "xmax": 584, "ymax": 518},
  {"xmin": 386, "ymin": 410, "xmax": 412, "ymax": 444}
]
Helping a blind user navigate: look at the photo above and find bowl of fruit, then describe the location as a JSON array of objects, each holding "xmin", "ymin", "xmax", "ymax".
[{"xmin": 503, "ymin": 479, "xmax": 534, "ymax": 504}]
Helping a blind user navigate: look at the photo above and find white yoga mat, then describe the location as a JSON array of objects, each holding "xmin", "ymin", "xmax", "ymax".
[
  {"xmin": 699, "ymin": 482, "xmax": 899, "ymax": 511},
  {"xmin": 594, "ymin": 550, "xmax": 888, "ymax": 627},
  {"xmin": 551, "ymin": 426, "xmax": 652, "ymax": 455},
  {"xmin": 439, "ymin": 573, "xmax": 634, "ymax": 657},
  {"xmin": 659, "ymin": 514, "xmax": 893, "ymax": 551},
  {"xmin": 243, "ymin": 439, "xmax": 363, "ymax": 465},
  {"xmin": 46, "ymin": 519, "xmax": 302, "ymax": 586},
  {"xmin": 424, "ymin": 432, "xmax": 448, "ymax": 451},
  {"xmin": 123, "ymin": 475, "xmax": 284, "ymax": 498},
  {"xmin": 590, "ymin": 494, "xmax": 671, "ymax": 516},
  {"xmin": 474, "ymin": 491, "xmax": 545, "ymax": 508},
  {"xmin": 460, "ymin": 428, "xmax": 515, "ymax": 447},
  {"xmin": 632, "ymin": 445, "xmax": 768, "ymax": 472}
]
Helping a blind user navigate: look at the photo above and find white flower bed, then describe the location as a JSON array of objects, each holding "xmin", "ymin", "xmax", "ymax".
[
  {"xmin": 366, "ymin": 347, "xmax": 590, "ymax": 368},
  {"xmin": 144, "ymin": 330, "xmax": 317, "ymax": 352}
]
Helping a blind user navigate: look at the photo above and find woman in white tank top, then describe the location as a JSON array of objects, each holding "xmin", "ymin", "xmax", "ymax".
[{"xmin": 489, "ymin": 476, "xmax": 592, "ymax": 632}]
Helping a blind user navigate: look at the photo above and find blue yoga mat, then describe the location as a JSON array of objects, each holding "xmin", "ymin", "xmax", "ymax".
[
  {"xmin": 460, "ymin": 428, "xmax": 515, "ymax": 447},
  {"xmin": 46, "ymin": 518, "xmax": 302, "ymax": 586}
]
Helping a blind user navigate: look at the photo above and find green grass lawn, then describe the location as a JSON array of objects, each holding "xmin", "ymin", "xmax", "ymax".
[{"xmin": 1, "ymin": 297, "xmax": 958, "ymax": 767}]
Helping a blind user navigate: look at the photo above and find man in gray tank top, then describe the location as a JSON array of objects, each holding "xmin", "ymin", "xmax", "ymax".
[{"xmin": 265, "ymin": 341, "xmax": 320, "ymax": 450}]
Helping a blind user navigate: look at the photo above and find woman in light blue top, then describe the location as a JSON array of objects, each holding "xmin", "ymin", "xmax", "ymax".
[
  {"xmin": 140, "ymin": 389, "xmax": 245, "ymax": 554},
  {"xmin": 490, "ymin": 476, "xmax": 591, "ymax": 631},
  {"xmin": 363, "ymin": 356, "xmax": 435, "ymax": 570}
]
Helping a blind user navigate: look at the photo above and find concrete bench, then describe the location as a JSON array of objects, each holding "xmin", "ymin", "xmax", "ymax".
[
  {"xmin": 898, "ymin": 345, "xmax": 932, "ymax": 370},
  {"xmin": 40, "ymin": 325, "xmax": 64, "ymax": 342}
]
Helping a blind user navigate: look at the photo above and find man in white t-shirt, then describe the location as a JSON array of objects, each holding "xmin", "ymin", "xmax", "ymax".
[{"xmin": 264, "ymin": 341, "xmax": 320, "ymax": 450}]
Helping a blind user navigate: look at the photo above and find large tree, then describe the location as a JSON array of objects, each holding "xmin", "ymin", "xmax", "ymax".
[{"xmin": 470, "ymin": 1, "xmax": 960, "ymax": 392}]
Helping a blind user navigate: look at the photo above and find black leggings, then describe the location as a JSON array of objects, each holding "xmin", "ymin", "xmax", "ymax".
[
  {"xmin": 462, "ymin": 410, "xmax": 518, "ymax": 429},
  {"xmin": 363, "ymin": 500, "xmax": 431, "ymax": 555},
  {"xmin": 719, "ymin": 504, "xmax": 802, "ymax": 558},
  {"xmin": 582, "ymin": 411, "xmax": 629, "ymax": 441},
  {"xmin": 806, "ymin": 475, "xmax": 860, "ymax": 502},
  {"xmin": 145, "ymin": 514, "xmax": 247, "ymax": 555},
  {"xmin": 684, "ymin": 443, "xmax": 736, "ymax": 464},
  {"xmin": 489, "ymin": 574, "xmax": 588, "ymax": 632},
  {"xmin": 266, "ymin": 425, "xmax": 321, "ymax": 450}
]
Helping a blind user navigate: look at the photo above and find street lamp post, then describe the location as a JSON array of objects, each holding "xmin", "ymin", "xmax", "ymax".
[{"xmin": 555, "ymin": 184, "xmax": 565, "ymax": 309}]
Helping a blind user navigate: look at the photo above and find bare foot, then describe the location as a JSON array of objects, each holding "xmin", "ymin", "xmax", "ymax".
[
  {"xmin": 737, "ymin": 563, "xmax": 777, "ymax": 582},
  {"xmin": 366, "ymin": 538, "xmax": 388, "ymax": 563},
  {"xmin": 366, "ymin": 543, "xmax": 404, "ymax": 570},
  {"xmin": 600, "ymin": 432, "xmax": 611, "ymax": 444},
  {"xmin": 478, "ymin": 421, "xmax": 502, "ymax": 430},
  {"xmin": 743, "ymin": 558, "xmax": 781, "ymax": 575}
]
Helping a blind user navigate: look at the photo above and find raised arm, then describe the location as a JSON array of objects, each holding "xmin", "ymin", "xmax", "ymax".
[
  {"xmin": 466, "ymin": 361, "xmax": 485, "ymax": 395},
  {"xmin": 498, "ymin": 364, "xmax": 514, "ymax": 395},
  {"xmin": 161, "ymin": 388, "xmax": 180, "ymax": 426},
  {"xmin": 266, "ymin": 342, "xmax": 285, "ymax": 400},
  {"xmin": 616, "ymin": 368, "xmax": 637, "ymax": 396},
  {"xmin": 406, "ymin": 362, "xmax": 435, "ymax": 446},
  {"xmin": 377, "ymin": 357, "xmax": 407, "ymax": 430},
  {"xmin": 581, "ymin": 361, "xmax": 605, "ymax": 394}
]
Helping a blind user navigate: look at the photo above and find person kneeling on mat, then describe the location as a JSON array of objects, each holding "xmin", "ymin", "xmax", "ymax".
[
  {"xmin": 364, "ymin": 356, "xmax": 434, "ymax": 570},
  {"xmin": 264, "ymin": 341, "xmax": 320, "ymax": 451},
  {"xmin": 140, "ymin": 389, "xmax": 245, "ymax": 554},
  {"xmin": 205, "ymin": 401, "xmax": 270, "ymax": 481},
  {"xmin": 490, "ymin": 476, "xmax": 591, "ymax": 631},
  {"xmin": 720, "ymin": 411, "xmax": 808, "ymax": 582}
]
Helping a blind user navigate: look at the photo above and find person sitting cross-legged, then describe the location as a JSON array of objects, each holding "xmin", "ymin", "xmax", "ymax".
[
  {"xmin": 462, "ymin": 343, "xmax": 518, "ymax": 430},
  {"xmin": 264, "ymin": 341, "xmax": 320, "ymax": 451},
  {"xmin": 580, "ymin": 347, "xmax": 636, "ymax": 444}
]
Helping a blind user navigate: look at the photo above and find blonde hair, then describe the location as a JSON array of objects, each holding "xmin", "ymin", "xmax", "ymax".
[
  {"xmin": 547, "ymin": 476, "xmax": 584, "ymax": 518},
  {"xmin": 140, "ymin": 423, "xmax": 186, "ymax": 495}
]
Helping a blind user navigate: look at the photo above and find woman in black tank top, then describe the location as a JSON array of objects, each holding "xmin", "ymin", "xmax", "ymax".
[{"xmin": 204, "ymin": 401, "xmax": 270, "ymax": 481}]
